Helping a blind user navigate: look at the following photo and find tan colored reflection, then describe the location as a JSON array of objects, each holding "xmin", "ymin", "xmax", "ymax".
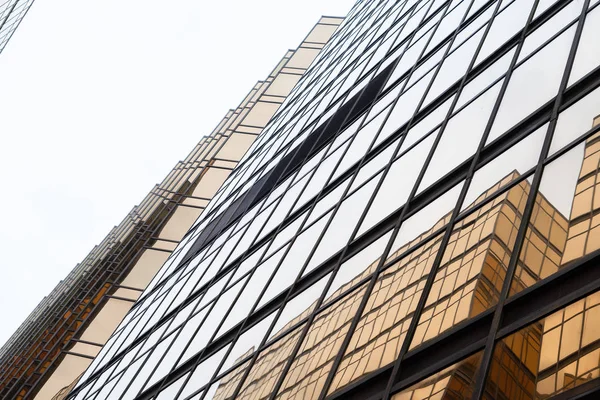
[
  {"xmin": 212, "ymin": 302, "xmax": 312, "ymax": 400},
  {"xmin": 207, "ymin": 119, "xmax": 598, "ymax": 399},
  {"xmin": 212, "ymin": 358, "xmax": 252, "ymax": 400},
  {"xmin": 206, "ymin": 170, "xmax": 561, "ymax": 399},
  {"xmin": 329, "ymin": 232, "xmax": 445, "ymax": 393},
  {"xmin": 275, "ymin": 285, "xmax": 368, "ymax": 399},
  {"xmin": 483, "ymin": 121, "xmax": 600, "ymax": 399},
  {"xmin": 412, "ymin": 171, "xmax": 567, "ymax": 350},
  {"xmin": 411, "ymin": 174, "xmax": 528, "ymax": 348},
  {"xmin": 211, "ymin": 285, "xmax": 368, "ymax": 400},
  {"xmin": 512, "ymin": 129, "xmax": 600, "ymax": 295},
  {"xmin": 484, "ymin": 290, "xmax": 600, "ymax": 399},
  {"xmin": 392, "ymin": 352, "xmax": 484, "ymax": 400},
  {"xmin": 228, "ymin": 325, "xmax": 305, "ymax": 400},
  {"xmin": 485, "ymin": 321, "xmax": 543, "ymax": 399}
]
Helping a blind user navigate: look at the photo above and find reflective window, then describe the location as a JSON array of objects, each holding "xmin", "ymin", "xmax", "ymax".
[
  {"xmin": 419, "ymin": 80, "xmax": 502, "ymax": 192},
  {"xmin": 551, "ymin": 85, "xmax": 600, "ymax": 155},
  {"xmin": 463, "ymin": 123, "xmax": 547, "ymax": 210},
  {"xmin": 325, "ymin": 230, "xmax": 392, "ymax": 303},
  {"xmin": 305, "ymin": 176, "xmax": 380, "ymax": 274},
  {"xmin": 487, "ymin": 26, "xmax": 576, "ymax": 143},
  {"xmin": 360, "ymin": 134, "xmax": 436, "ymax": 235},
  {"xmin": 329, "ymin": 236, "xmax": 443, "ymax": 393},
  {"xmin": 475, "ymin": 0, "xmax": 536, "ymax": 65},
  {"xmin": 411, "ymin": 180, "xmax": 526, "ymax": 348},
  {"xmin": 258, "ymin": 214, "xmax": 331, "ymax": 308},
  {"xmin": 234, "ymin": 324, "xmax": 307, "ymax": 400},
  {"xmin": 485, "ymin": 290, "xmax": 600, "ymax": 399},
  {"xmin": 178, "ymin": 346, "xmax": 230, "ymax": 399}
]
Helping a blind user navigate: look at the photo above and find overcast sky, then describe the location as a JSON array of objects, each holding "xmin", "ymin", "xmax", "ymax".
[{"xmin": 0, "ymin": 0, "xmax": 354, "ymax": 348}]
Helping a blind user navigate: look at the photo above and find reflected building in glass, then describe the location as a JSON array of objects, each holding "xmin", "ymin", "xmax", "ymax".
[{"xmin": 37, "ymin": 0, "xmax": 600, "ymax": 398}]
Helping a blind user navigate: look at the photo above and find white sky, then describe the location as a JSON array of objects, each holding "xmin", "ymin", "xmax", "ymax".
[{"xmin": 0, "ymin": 0, "xmax": 355, "ymax": 348}]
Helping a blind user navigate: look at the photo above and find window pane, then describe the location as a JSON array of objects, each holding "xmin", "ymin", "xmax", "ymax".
[
  {"xmin": 325, "ymin": 230, "xmax": 393, "ymax": 303},
  {"xmin": 550, "ymin": 85, "xmax": 600, "ymax": 155},
  {"xmin": 359, "ymin": 134, "xmax": 435, "ymax": 235},
  {"xmin": 235, "ymin": 324, "xmax": 307, "ymax": 399},
  {"xmin": 419, "ymin": 80, "xmax": 503, "ymax": 192},
  {"xmin": 475, "ymin": 0, "xmax": 535, "ymax": 65},
  {"xmin": 487, "ymin": 26, "xmax": 576, "ymax": 143},
  {"xmin": 258, "ymin": 213, "xmax": 331, "ymax": 308},
  {"xmin": 220, "ymin": 312, "xmax": 277, "ymax": 373},
  {"xmin": 423, "ymin": 29, "xmax": 485, "ymax": 106},
  {"xmin": 269, "ymin": 274, "xmax": 330, "ymax": 340},
  {"xmin": 276, "ymin": 284, "xmax": 370, "ymax": 398},
  {"xmin": 485, "ymin": 290, "xmax": 600, "ymax": 399},
  {"xmin": 179, "ymin": 346, "xmax": 230, "ymax": 399},
  {"xmin": 377, "ymin": 71, "xmax": 435, "ymax": 146},
  {"xmin": 393, "ymin": 181, "xmax": 463, "ymax": 252},
  {"xmin": 463, "ymin": 123, "xmax": 547, "ymax": 210},
  {"xmin": 305, "ymin": 175, "xmax": 380, "ymax": 274}
]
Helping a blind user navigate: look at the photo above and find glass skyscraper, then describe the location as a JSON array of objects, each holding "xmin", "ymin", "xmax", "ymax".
[{"xmin": 32, "ymin": 0, "xmax": 600, "ymax": 398}]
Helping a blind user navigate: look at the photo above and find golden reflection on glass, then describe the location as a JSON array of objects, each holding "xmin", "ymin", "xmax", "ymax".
[
  {"xmin": 211, "ymin": 324, "xmax": 305, "ymax": 400},
  {"xmin": 391, "ymin": 351, "xmax": 484, "ymax": 400},
  {"xmin": 275, "ymin": 285, "xmax": 369, "ymax": 399},
  {"xmin": 210, "ymin": 359, "xmax": 251, "ymax": 400},
  {"xmin": 206, "ymin": 120, "xmax": 600, "ymax": 399},
  {"xmin": 484, "ymin": 290, "xmax": 600, "ymax": 399},
  {"xmin": 410, "ymin": 172, "xmax": 530, "ymax": 350},
  {"xmin": 511, "ymin": 129, "xmax": 600, "ymax": 296},
  {"xmin": 328, "ymin": 232, "xmax": 445, "ymax": 394}
]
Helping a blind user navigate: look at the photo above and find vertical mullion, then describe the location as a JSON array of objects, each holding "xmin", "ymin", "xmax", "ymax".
[
  {"xmin": 313, "ymin": 0, "xmax": 462, "ymax": 397},
  {"xmin": 265, "ymin": 2, "xmax": 417, "ymax": 398},
  {"xmin": 381, "ymin": 0, "xmax": 523, "ymax": 396},
  {"xmin": 470, "ymin": 0, "xmax": 592, "ymax": 398}
]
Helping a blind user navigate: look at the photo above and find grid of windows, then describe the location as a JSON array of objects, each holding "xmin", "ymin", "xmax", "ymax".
[{"xmin": 69, "ymin": 0, "xmax": 600, "ymax": 398}]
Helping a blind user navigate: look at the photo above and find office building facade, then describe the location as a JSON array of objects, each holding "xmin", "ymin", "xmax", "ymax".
[
  {"xmin": 0, "ymin": 17, "xmax": 341, "ymax": 400},
  {"xmin": 56, "ymin": 0, "xmax": 600, "ymax": 398}
]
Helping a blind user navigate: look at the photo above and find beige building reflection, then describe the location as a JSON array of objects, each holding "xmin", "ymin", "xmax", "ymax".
[{"xmin": 211, "ymin": 123, "xmax": 600, "ymax": 399}]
